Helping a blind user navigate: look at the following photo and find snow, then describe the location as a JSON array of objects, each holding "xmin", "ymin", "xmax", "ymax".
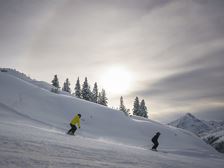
[
  {"xmin": 168, "ymin": 113, "xmax": 213, "ymax": 135},
  {"xmin": 202, "ymin": 130, "xmax": 224, "ymax": 145},
  {"xmin": 168, "ymin": 113, "xmax": 224, "ymax": 136},
  {"xmin": 0, "ymin": 69, "xmax": 224, "ymax": 168},
  {"xmin": 203, "ymin": 130, "xmax": 224, "ymax": 143},
  {"xmin": 0, "ymin": 68, "xmax": 70, "ymax": 95},
  {"xmin": 168, "ymin": 112, "xmax": 224, "ymax": 153}
]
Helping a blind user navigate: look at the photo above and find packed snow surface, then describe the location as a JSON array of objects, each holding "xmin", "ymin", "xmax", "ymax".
[{"xmin": 0, "ymin": 70, "xmax": 224, "ymax": 168}]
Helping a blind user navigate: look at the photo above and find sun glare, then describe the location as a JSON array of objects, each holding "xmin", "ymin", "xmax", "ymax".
[{"xmin": 100, "ymin": 66, "xmax": 134, "ymax": 96}]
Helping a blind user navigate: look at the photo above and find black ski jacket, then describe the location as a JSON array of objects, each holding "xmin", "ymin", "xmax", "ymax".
[{"xmin": 151, "ymin": 134, "xmax": 159, "ymax": 143}]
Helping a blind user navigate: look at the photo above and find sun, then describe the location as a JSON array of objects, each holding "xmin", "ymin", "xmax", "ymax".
[{"xmin": 100, "ymin": 66, "xmax": 134, "ymax": 96}]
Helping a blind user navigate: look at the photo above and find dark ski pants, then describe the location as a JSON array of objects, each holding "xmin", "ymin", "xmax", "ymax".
[
  {"xmin": 67, "ymin": 124, "xmax": 77, "ymax": 135},
  {"xmin": 152, "ymin": 141, "xmax": 159, "ymax": 150}
]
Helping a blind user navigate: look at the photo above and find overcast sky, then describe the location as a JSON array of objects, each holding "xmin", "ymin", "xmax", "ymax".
[{"xmin": 1, "ymin": 0, "xmax": 224, "ymax": 123}]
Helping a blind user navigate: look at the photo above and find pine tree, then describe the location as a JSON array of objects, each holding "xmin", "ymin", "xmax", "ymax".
[
  {"xmin": 62, "ymin": 78, "xmax": 71, "ymax": 93},
  {"xmin": 51, "ymin": 75, "xmax": 60, "ymax": 93},
  {"xmin": 98, "ymin": 92, "xmax": 102, "ymax": 104},
  {"xmin": 74, "ymin": 77, "xmax": 81, "ymax": 98},
  {"xmin": 133, "ymin": 97, "xmax": 140, "ymax": 116},
  {"xmin": 92, "ymin": 82, "xmax": 98, "ymax": 103},
  {"xmin": 119, "ymin": 96, "xmax": 129, "ymax": 116},
  {"xmin": 81, "ymin": 77, "xmax": 91, "ymax": 101},
  {"xmin": 98, "ymin": 89, "xmax": 108, "ymax": 106},
  {"xmin": 139, "ymin": 99, "xmax": 148, "ymax": 118}
]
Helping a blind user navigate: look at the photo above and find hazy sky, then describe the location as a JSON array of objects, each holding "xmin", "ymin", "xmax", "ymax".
[{"xmin": 1, "ymin": 0, "xmax": 224, "ymax": 123}]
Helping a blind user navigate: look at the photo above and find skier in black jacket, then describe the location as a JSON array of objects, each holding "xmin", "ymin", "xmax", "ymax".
[{"xmin": 151, "ymin": 132, "xmax": 161, "ymax": 151}]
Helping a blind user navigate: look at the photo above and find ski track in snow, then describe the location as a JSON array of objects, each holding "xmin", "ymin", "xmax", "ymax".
[{"xmin": 0, "ymin": 119, "xmax": 223, "ymax": 168}]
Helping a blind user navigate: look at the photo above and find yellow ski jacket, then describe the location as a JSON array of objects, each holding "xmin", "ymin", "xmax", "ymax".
[{"xmin": 70, "ymin": 114, "xmax": 80, "ymax": 128}]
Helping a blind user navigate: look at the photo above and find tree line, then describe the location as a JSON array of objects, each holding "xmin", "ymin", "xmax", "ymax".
[
  {"xmin": 119, "ymin": 96, "xmax": 148, "ymax": 118},
  {"xmin": 51, "ymin": 75, "xmax": 148, "ymax": 118},
  {"xmin": 51, "ymin": 75, "xmax": 108, "ymax": 106}
]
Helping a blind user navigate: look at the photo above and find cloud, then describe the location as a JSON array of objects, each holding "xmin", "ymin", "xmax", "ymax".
[
  {"xmin": 131, "ymin": 49, "xmax": 224, "ymax": 122},
  {"xmin": 119, "ymin": 0, "xmax": 224, "ymax": 122},
  {"xmin": 1, "ymin": 0, "xmax": 224, "ymax": 121},
  {"xmin": 137, "ymin": 64, "xmax": 224, "ymax": 100},
  {"xmin": 196, "ymin": 106, "xmax": 224, "ymax": 121}
]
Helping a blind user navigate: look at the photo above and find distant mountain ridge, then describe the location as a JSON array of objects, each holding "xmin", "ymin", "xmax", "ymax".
[
  {"xmin": 168, "ymin": 113, "xmax": 224, "ymax": 153},
  {"xmin": 168, "ymin": 113, "xmax": 213, "ymax": 135}
]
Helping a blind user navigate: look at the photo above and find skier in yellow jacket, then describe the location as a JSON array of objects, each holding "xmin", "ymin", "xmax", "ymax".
[{"xmin": 67, "ymin": 114, "xmax": 81, "ymax": 135}]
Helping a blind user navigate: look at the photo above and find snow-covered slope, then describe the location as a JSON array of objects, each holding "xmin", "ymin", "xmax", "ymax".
[
  {"xmin": 0, "ymin": 69, "xmax": 223, "ymax": 167},
  {"xmin": 0, "ymin": 68, "xmax": 70, "ymax": 95},
  {"xmin": 169, "ymin": 113, "xmax": 224, "ymax": 153},
  {"xmin": 0, "ymin": 70, "xmax": 211, "ymax": 148},
  {"xmin": 205, "ymin": 120, "xmax": 224, "ymax": 133},
  {"xmin": 202, "ymin": 130, "xmax": 224, "ymax": 153}
]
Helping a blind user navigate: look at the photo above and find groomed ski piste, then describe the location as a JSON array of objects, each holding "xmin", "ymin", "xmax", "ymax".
[{"xmin": 0, "ymin": 69, "xmax": 223, "ymax": 168}]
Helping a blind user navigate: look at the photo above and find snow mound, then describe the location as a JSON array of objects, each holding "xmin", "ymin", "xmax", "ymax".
[{"xmin": 0, "ymin": 68, "xmax": 70, "ymax": 95}]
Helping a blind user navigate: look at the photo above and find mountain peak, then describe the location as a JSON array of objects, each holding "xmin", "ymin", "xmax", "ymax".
[
  {"xmin": 169, "ymin": 113, "xmax": 212, "ymax": 135},
  {"xmin": 185, "ymin": 113, "xmax": 195, "ymax": 118}
]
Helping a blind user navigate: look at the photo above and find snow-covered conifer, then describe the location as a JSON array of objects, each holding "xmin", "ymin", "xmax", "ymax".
[
  {"xmin": 133, "ymin": 97, "xmax": 140, "ymax": 116},
  {"xmin": 119, "ymin": 96, "xmax": 129, "ymax": 116},
  {"xmin": 98, "ymin": 89, "xmax": 108, "ymax": 106},
  {"xmin": 51, "ymin": 75, "xmax": 60, "ymax": 93},
  {"xmin": 139, "ymin": 99, "xmax": 148, "ymax": 118},
  {"xmin": 81, "ymin": 77, "xmax": 91, "ymax": 101},
  {"xmin": 92, "ymin": 82, "xmax": 98, "ymax": 103},
  {"xmin": 62, "ymin": 78, "xmax": 71, "ymax": 93},
  {"xmin": 74, "ymin": 77, "xmax": 81, "ymax": 98}
]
